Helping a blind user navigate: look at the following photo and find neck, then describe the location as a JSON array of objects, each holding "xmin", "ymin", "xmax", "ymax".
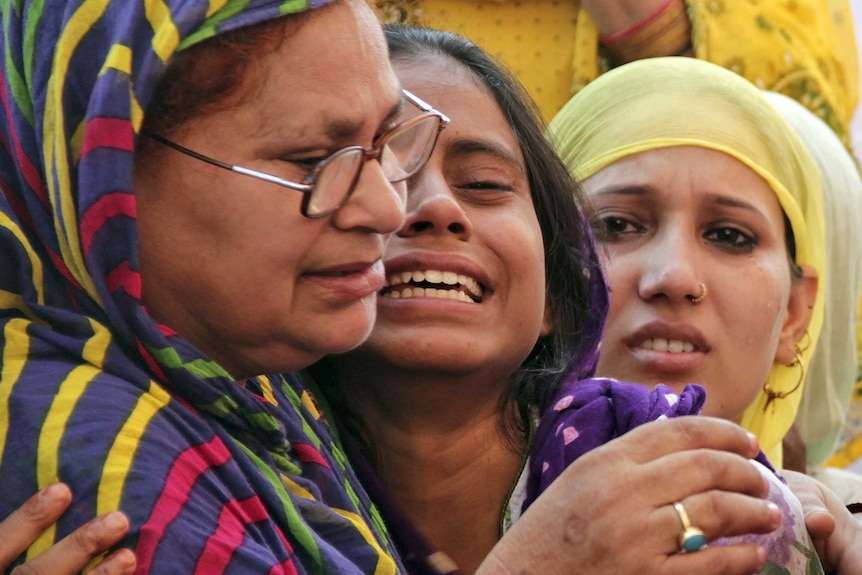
[{"xmin": 316, "ymin": 359, "xmax": 526, "ymax": 575}]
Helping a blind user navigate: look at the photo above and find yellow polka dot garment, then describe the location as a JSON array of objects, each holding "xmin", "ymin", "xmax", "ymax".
[{"xmin": 375, "ymin": 0, "xmax": 858, "ymax": 145}]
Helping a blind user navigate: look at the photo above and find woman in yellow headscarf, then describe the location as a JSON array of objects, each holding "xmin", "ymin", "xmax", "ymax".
[
  {"xmin": 375, "ymin": 0, "xmax": 859, "ymax": 147},
  {"xmin": 549, "ymin": 56, "xmax": 826, "ymax": 467}
]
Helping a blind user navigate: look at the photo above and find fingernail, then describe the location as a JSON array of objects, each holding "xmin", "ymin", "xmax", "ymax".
[
  {"xmin": 766, "ymin": 501, "xmax": 781, "ymax": 526},
  {"xmin": 38, "ymin": 483, "xmax": 69, "ymax": 505},
  {"xmin": 96, "ymin": 511, "xmax": 129, "ymax": 533},
  {"xmin": 102, "ymin": 548, "xmax": 136, "ymax": 574},
  {"xmin": 746, "ymin": 432, "xmax": 759, "ymax": 453}
]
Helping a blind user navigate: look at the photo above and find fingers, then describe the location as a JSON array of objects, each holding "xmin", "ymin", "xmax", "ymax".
[
  {"xmin": 652, "ymin": 493, "xmax": 781, "ymax": 556},
  {"xmin": 785, "ymin": 469, "xmax": 862, "ymax": 574},
  {"xmin": 639, "ymin": 449, "xmax": 770, "ymax": 501},
  {"xmin": 783, "ymin": 470, "xmax": 836, "ymax": 541},
  {"xmin": 661, "ymin": 544, "xmax": 767, "ymax": 575},
  {"xmin": 88, "ymin": 549, "xmax": 137, "ymax": 575},
  {"xmin": 0, "ymin": 483, "xmax": 135, "ymax": 575},
  {"xmin": 0, "ymin": 484, "xmax": 73, "ymax": 568},
  {"xmin": 489, "ymin": 418, "xmax": 777, "ymax": 575},
  {"xmin": 9, "ymin": 511, "xmax": 134, "ymax": 575},
  {"xmin": 612, "ymin": 417, "xmax": 761, "ymax": 465}
]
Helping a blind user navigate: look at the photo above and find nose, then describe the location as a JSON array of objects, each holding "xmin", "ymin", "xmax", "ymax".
[
  {"xmin": 397, "ymin": 169, "xmax": 472, "ymax": 240},
  {"xmin": 637, "ymin": 227, "xmax": 704, "ymax": 305},
  {"xmin": 331, "ymin": 159, "xmax": 406, "ymax": 234}
]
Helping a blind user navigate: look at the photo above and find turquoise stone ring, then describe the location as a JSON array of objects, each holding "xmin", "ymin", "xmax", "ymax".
[
  {"xmin": 672, "ymin": 502, "xmax": 707, "ymax": 553},
  {"xmin": 680, "ymin": 527, "xmax": 707, "ymax": 552}
]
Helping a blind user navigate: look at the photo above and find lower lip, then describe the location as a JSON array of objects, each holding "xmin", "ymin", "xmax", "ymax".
[
  {"xmin": 629, "ymin": 347, "xmax": 705, "ymax": 372},
  {"xmin": 376, "ymin": 292, "xmax": 484, "ymax": 313},
  {"xmin": 306, "ymin": 260, "xmax": 386, "ymax": 300}
]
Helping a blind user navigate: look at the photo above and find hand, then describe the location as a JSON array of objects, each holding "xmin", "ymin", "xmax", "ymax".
[
  {"xmin": 0, "ymin": 483, "xmax": 136, "ymax": 575},
  {"xmin": 784, "ymin": 470, "xmax": 862, "ymax": 574},
  {"xmin": 479, "ymin": 416, "xmax": 780, "ymax": 575},
  {"xmin": 579, "ymin": 0, "xmax": 678, "ymax": 35}
]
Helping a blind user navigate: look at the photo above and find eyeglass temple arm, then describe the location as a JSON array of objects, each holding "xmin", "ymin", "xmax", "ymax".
[
  {"xmin": 401, "ymin": 89, "xmax": 450, "ymax": 127},
  {"xmin": 140, "ymin": 130, "xmax": 311, "ymax": 193}
]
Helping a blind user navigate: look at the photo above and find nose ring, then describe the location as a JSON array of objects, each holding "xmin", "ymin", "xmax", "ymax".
[{"xmin": 688, "ymin": 282, "xmax": 707, "ymax": 305}]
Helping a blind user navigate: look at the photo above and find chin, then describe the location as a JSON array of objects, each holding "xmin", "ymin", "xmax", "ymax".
[{"xmin": 320, "ymin": 309, "xmax": 377, "ymax": 355}]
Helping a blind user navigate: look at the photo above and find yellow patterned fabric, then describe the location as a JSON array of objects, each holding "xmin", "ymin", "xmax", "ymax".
[
  {"xmin": 548, "ymin": 57, "xmax": 827, "ymax": 467},
  {"xmin": 374, "ymin": 0, "xmax": 859, "ymax": 145},
  {"xmin": 827, "ymin": 295, "xmax": 862, "ymax": 470}
]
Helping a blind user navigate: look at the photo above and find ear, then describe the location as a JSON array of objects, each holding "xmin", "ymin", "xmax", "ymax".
[
  {"xmin": 540, "ymin": 298, "xmax": 554, "ymax": 337},
  {"xmin": 773, "ymin": 264, "xmax": 818, "ymax": 365}
]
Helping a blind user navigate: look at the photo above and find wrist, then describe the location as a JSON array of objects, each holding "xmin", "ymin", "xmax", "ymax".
[
  {"xmin": 598, "ymin": 0, "xmax": 678, "ymax": 42},
  {"xmin": 599, "ymin": 0, "xmax": 692, "ymax": 64}
]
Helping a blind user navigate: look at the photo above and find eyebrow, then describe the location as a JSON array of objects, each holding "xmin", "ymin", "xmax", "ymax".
[
  {"xmin": 590, "ymin": 185, "xmax": 772, "ymax": 222},
  {"xmin": 323, "ymin": 94, "xmax": 406, "ymax": 141},
  {"xmin": 447, "ymin": 138, "xmax": 525, "ymax": 173},
  {"xmin": 706, "ymin": 193, "xmax": 771, "ymax": 223},
  {"xmin": 589, "ymin": 184, "xmax": 651, "ymax": 197}
]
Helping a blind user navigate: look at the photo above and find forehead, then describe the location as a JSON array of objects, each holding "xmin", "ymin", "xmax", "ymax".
[
  {"xmin": 392, "ymin": 55, "xmax": 522, "ymax": 155},
  {"xmin": 584, "ymin": 146, "xmax": 785, "ymax": 217},
  {"xmin": 240, "ymin": 0, "xmax": 401, "ymax": 132}
]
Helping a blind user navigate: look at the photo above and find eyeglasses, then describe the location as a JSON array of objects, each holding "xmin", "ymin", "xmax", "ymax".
[{"xmin": 141, "ymin": 89, "xmax": 449, "ymax": 218}]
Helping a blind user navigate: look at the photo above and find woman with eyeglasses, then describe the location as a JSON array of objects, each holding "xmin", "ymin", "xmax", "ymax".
[
  {"xmin": 0, "ymin": 2, "xmax": 820, "ymax": 574},
  {"xmin": 0, "ymin": 0, "xmax": 439, "ymax": 571}
]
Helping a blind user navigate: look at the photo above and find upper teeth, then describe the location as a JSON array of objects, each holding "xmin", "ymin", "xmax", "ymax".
[
  {"xmin": 382, "ymin": 269, "xmax": 483, "ymax": 302},
  {"xmin": 640, "ymin": 338, "xmax": 695, "ymax": 353}
]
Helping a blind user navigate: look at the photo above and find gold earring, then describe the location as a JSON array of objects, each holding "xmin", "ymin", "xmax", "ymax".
[
  {"xmin": 762, "ymin": 345, "xmax": 804, "ymax": 413},
  {"xmin": 797, "ymin": 331, "xmax": 811, "ymax": 354}
]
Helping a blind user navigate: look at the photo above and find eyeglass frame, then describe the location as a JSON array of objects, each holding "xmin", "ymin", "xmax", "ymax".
[{"xmin": 140, "ymin": 89, "xmax": 449, "ymax": 218}]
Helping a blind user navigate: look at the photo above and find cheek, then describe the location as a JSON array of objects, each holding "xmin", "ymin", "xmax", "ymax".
[
  {"xmin": 493, "ymin": 210, "xmax": 549, "ymax": 342},
  {"xmin": 725, "ymin": 257, "xmax": 791, "ymax": 345},
  {"xmin": 709, "ymin": 260, "xmax": 790, "ymax": 418},
  {"xmin": 512, "ymin": 217, "xmax": 548, "ymax": 308},
  {"xmin": 596, "ymin": 255, "xmax": 632, "ymax": 326}
]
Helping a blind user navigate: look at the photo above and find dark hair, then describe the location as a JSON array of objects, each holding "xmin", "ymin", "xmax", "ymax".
[
  {"xmin": 319, "ymin": 25, "xmax": 608, "ymax": 450},
  {"xmin": 139, "ymin": 12, "xmax": 311, "ymax": 138}
]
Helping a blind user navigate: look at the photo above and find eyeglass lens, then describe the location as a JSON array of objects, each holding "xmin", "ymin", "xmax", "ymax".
[{"xmin": 306, "ymin": 114, "xmax": 442, "ymax": 217}]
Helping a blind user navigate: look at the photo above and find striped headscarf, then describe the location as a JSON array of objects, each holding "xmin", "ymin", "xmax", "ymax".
[
  {"xmin": 549, "ymin": 57, "xmax": 826, "ymax": 467},
  {"xmin": 0, "ymin": 1, "xmax": 401, "ymax": 573}
]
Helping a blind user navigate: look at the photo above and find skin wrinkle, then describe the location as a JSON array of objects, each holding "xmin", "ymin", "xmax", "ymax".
[{"xmin": 135, "ymin": 0, "xmax": 406, "ymax": 379}]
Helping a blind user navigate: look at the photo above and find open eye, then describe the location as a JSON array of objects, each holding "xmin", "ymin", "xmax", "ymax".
[
  {"xmin": 704, "ymin": 226, "xmax": 757, "ymax": 252},
  {"xmin": 592, "ymin": 215, "xmax": 643, "ymax": 241}
]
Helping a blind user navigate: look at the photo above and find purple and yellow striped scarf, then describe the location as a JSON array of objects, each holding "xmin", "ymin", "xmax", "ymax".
[{"xmin": 0, "ymin": 1, "xmax": 400, "ymax": 573}]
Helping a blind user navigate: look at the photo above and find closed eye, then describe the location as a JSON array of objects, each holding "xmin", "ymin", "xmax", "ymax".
[{"xmin": 461, "ymin": 181, "xmax": 514, "ymax": 192}]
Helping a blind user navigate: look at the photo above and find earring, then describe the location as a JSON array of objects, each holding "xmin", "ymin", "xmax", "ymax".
[
  {"xmin": 797, "ymin": 330, "xmax": 811, "ymax": 354},
  {"xmin": 762, "ymin": 344, "xmax": 804, "ymax": 413},
  {"xmin": 688, "ymin": 282, "xmax": 707, "ymax": 305}
]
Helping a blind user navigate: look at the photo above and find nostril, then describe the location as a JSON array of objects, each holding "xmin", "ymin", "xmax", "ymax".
[
  {"xmin": 447, "ymin": 223, "xmax": 465, "ymax": 234},
  {"xmin": 409, "ymin": 221, "xmax": 433, "ymax": 233}
]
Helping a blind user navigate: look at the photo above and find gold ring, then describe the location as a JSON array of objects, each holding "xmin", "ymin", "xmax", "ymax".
[{"xmin": 672, "ymin": 502, "xmax": 706, "ymax": 552}]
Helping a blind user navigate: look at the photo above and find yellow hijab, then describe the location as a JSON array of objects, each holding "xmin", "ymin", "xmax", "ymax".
[{"xmin": 549, "ymin": 57, "xmax": 826, "ymax": 467}]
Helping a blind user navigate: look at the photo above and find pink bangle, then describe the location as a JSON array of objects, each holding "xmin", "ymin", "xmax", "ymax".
[{"xmin": 600, "ymin": 0, "xmax": 677, "ymax": 43}]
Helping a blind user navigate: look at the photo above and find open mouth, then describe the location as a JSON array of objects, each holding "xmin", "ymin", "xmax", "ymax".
[
  {"xmin": 638, "ymin": 338, "xmax": 696, "ymax": 353},
  {"xmin": 380, "ymin": 269, "xmax": 484, "ymax": 303}
]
